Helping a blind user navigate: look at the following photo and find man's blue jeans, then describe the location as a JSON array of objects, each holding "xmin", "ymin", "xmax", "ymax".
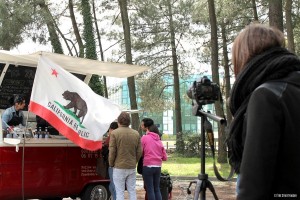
[
  {"xmin": 142, "ymin": 166, "xmax": 162, "ymax": 200},
  {"xmin": 113, "ymin": 168, "xmax": 136, "ymax": 200},
  {"xmin": 108, "ymin": 167, "xmax": 116, "ymax": 200}
]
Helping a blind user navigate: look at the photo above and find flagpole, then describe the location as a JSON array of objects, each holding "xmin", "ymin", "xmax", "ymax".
[{"xmin": 21, "ymin": 110, "xmax": 30, "ymax": 200}]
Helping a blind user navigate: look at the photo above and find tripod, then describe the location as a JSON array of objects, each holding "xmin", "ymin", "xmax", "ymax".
[{"xmin": 187, "ymin": 106, "xmax": 226, "ymax": 200}]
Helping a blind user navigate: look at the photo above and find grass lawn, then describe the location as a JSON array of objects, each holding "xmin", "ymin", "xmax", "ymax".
[{"xmin": 161, "ymin": 154, "xmax": 235, "ymax": 178}]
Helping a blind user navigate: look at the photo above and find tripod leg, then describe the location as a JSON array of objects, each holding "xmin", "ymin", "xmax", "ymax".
[
  {"xmin": 206, "ymin": 181, "xmax": 219, "ymax": 200},
  {"xmin": 193, "ymin": 180, "xmax": 202, "ymax": 200},
  {"xmin": 199, "ymin": 180, "xmax": 206, "ymax": 200}
]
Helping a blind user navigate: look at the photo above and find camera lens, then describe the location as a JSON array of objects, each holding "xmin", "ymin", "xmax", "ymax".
[{"xmin": 186, "ymin": 87, "xmax": 194, "ymax": 99}]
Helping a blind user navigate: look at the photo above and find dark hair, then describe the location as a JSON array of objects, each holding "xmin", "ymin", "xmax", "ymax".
[
  {"xmin": 148, "ymin": 124, "xmax": 162, "ymax": 139},
  {"xmin": 148, "ymin": 124, "xmax": 159, "ymax": 134},
  {"xmin": 9, "ymin": 94, "xmax": 25, "ymax": 105},
  {"xmin": 232, "ymin": 23, "xmax": 285, "ymax": 76},
  {"xmin": 142, "ymin": 118, "xmax": 154, "ymax": 128},
  {"xmin": 109, "ymin": 121, "xmax": 118, "ymax": 130},
  {"xmin": 117, "ymin": 112, "xmax": 131, "ymax": 127}
]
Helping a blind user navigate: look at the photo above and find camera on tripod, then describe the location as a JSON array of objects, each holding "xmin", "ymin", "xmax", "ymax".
[
  {"xmin": 186, "ymin": 76, "xmax": 224, "ymax": 200},
  {"xmin": 187, "ymin": 76, "xmax": 220, "ymax": 106}
]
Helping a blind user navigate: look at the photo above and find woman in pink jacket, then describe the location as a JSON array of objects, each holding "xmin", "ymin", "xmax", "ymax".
[{"xmin": 141, "ymin": 125, "xmax": 167, "ymax": 200}]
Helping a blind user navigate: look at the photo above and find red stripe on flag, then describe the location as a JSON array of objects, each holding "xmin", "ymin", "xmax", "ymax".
[{"xmin": 29, "ymin": 101, "xmax": 102, "ymax": 151}]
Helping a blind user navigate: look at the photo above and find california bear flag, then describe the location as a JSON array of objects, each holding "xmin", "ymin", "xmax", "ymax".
[{"xmin": 29, "ymin": 56, "xmax": 121, "ymax": 151}]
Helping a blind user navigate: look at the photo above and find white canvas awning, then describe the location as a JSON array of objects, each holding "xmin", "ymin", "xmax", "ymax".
[
  {"xmin": 0, "ymin": 50, "xmax": 150, "ymax": 112},
  {"xmin": 0, "ymin": 50, "xmax": 149, "ymax": 78}
]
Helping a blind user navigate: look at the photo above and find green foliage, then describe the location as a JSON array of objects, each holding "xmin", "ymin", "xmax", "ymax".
[
  {"xmin": 81, "ymin": 0, "xmax": 97, "ymax": 60},
  {"xmin": 161, "ymin": 134, "xmax": 176, "ymax": 140},
  {"xmin": 174, "ymin": 132, "xmax": 213, "ymax": 157},
  {"xmin": 161, "ymin": 154, "xmax": 233, "ymax": 177},
  {"xmin": 81, "ymin": 0, "xmax": 103, "ymax": 95},
  {"xmin": 183, "ymin": 133, "xmax": 201, "ymax": 157},
  {"xmin": 88, "ymin": 75, "xmax": 104, "ymax": 96},
  {"xmin": 3, "ymin": 1, "xmax": 300, "ymax": 159},
  {"xmin": 50, "ymin": 31, "xmax": 64, "ymax": 54},
  {"xmin": 136, "ymin": 76, "xmax": 173, "ymax": 113},
  {"xmin": 38, "ymin": 0, "xmax": 63, "ymax": 54},
  {"xmin": 161, "ymin": 169, "xmax": 169, "ymax": 174},
  {"xmin": 130, "ymin": 0, "xmax": 195, "ymax": 74},
  {"xmin": 0, "ymin": 0, "xmax": 34, "ymax": 50},
  {"xmin": 127, "ymin": 0, "xmax": 196, "ymax": 114}
]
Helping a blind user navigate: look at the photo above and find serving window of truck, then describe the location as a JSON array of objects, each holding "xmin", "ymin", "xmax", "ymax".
[{"xmin": 0, "ymin": 51, "xmax": 148, "ymax": 200}]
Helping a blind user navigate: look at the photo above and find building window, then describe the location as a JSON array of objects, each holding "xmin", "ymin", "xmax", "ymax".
[{"xmin": 163, "ymin": 124, "xmax": 168, "ymax": 131}]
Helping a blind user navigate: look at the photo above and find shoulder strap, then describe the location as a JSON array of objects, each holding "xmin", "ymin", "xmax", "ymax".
[{"xmin": 205, "ymin": 119, "xmax": 234, "ymax": 181}]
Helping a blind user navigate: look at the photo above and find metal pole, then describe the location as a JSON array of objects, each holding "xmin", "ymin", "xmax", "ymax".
[
  {"xmin": 201, "ymin": 116, "xmax": 205, "ymax": 175},
  {"xmin": 198, "ymin": 110, "xmax": 226, "ymax": 125},
  {"xmin": 200, "ymin": 116, "xmax": 206, "ymax": 200}
]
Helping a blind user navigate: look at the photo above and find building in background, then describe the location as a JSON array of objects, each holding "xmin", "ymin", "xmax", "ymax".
[{"xmin": 108, "ymin": 75, "xmax": 220, "ymax": 135}]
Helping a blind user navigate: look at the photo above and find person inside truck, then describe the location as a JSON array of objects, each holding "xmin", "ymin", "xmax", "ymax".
[{"xmin": 2, "ymin": 94, "xmax": 26, "ymax": 130}]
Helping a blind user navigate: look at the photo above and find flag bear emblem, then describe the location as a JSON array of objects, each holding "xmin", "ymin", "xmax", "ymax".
[{"xmin": 62, "ymin": 90, "xmax": 87, "ymax": 124}]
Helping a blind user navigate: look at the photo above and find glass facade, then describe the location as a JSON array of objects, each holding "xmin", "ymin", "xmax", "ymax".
[{"xmin": 108, "ymin": 75, "xmax": 219, "ymax": 135}]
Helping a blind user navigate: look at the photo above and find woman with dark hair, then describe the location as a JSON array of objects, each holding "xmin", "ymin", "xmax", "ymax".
[
  {"xmin": 141, "ymin": 124, "xmax": 167, "ymax": 200},
  {"xmin": 228, "ymin": 23, "xmax": 300, "ymax": 199},
  {"xmin": 2, "ymin": 94, "xmax": 26, "ymax": 129},
  {"xmin": 141, "ymin": 118, "xmax": 154, "ymax": 132}
]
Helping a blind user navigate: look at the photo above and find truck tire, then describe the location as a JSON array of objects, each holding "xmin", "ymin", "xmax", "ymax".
[{"xmin": 81, "ymin": 184, "xmax": 110, "ymax": 200}]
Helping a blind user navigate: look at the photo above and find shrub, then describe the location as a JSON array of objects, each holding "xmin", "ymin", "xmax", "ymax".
[{"xmin": 174, "ymin": 131, "xmax": 212, "ymax": 157}]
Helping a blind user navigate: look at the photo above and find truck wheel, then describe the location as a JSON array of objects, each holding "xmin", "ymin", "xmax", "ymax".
[{"xmin": 81, "ymin": 184, "xmax": 110, "ymax": 200}]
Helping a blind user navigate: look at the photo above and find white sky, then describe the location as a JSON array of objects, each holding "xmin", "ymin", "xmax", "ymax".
[{"xmin": 11, "ymin": 40, "xmax": 52, "ymax": 54}]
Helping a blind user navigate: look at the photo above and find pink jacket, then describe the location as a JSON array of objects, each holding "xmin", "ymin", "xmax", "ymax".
[{"xmin": 141, "ymin": 132, "xmax": 167, "ymax": 166}]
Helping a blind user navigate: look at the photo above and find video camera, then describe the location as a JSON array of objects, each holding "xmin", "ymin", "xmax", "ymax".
[{"xmin": 187, "ymin": 76, "xmax": 220, "ymax": 106}]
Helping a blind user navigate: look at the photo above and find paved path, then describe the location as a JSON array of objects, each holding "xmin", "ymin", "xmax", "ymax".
[
  {"xmin": 125, "ymin": 177, "xmax": 236, "ymax": 200},
  {"xmin": 58, "ymin": 177, "xmax": 236, "ymax": 200}
]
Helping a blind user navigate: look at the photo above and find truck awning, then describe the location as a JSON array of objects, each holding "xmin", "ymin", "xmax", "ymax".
[
  {"xmin": 0, "ymin": 50, "xmax": 149, "ymax": 111},
  {"xmin": 0, "ymin": 50, "xmax": 149, "ymax": 78}
]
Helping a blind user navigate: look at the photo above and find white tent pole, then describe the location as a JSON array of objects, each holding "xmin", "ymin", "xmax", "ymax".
[{"xmin": 0, "ymin": 63, "xmax": 10, "ymax": 86}]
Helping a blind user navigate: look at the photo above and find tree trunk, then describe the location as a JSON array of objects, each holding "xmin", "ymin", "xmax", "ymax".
[
  {"xmin": 92, "ymin": 0, "xmax": 108, "ymax": 98},
  {"xmin": 251, "ymin": 0, "xmax": 259, "ymax": 21},
  {"xmin": 166, "ymin": 0, "xmax": 183, "ymax": 152},
  {"xmin": 285, "ymin": 0, "xmax": 295, "ymax": 53},
  {"xmin": 118, "ymin": 0, "xmax": 140, "ymax": 131},
  {"xmin": 208, "ymin": 0, "xmax": 227, "ymax": 163},
  {"xmin": 69, "ymin": 0, "xmax": 84, "ymax": 57},
  {"xmin": 38, "ymin": 0, "xmax": 63, "ymax": 54},
  {"xmin": 221, "ymin": 22, "xmax": 232, "ymax": 125},
  {"xmin": 81, "ymin": 0, "xmax": 104, "ymax": 96},
  {"xmin": 53, "ymin": 22, "xmax": 73, "ymax": 56},
  {"xmin": 269, "ymin": 0, "xmax": 284, "ymax": 31},
  {"xmin": 81, "ymin": 0, "xmax": 97, "ymax": 60}
]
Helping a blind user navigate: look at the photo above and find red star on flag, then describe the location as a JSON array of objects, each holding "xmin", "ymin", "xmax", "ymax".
[{"xmin": 51, "ymin": 68, "xmax": 58, "ymax": 77}]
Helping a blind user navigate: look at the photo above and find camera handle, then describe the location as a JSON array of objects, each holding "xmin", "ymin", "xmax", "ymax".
[{"xmin": 187, "ymin": 107, "xmax": 219, "ymax": 200}]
